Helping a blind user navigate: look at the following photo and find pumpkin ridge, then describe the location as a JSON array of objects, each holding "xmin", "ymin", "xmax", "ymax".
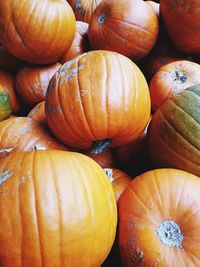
[
  {"xmin": 162, "ymin": 101, "xmax": 200, "ymax": 151},
  {"xmin": 154, "ymin": 112, "xmax": 200, "ymax": 167}
]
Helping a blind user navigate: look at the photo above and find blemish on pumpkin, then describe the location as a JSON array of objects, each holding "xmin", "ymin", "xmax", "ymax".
[
  {"xmin": 0, "ymin": 169, "xmax": 15, "ymax": 185},
  {"xmin": 64, "ymin": 65, "xmax": 85, "ymax": 81},
  {"xmin": 172, "ymin": 71, "xmax": 187, "ymax": 84},
  {"xmin": 104, "ymin": 168, "xmax": 114, "ymax": 183},
  {"xmin": 97, "ymin": 13, "xmax": 106, "ymax": 24},
  {"xmin": 131, "ymin": 248, "xmax": 144, "ymax": 263},
  {"xmin": 74, "ymin": 0, "xmax": 85, "ymax": 14},
  {"xmin": 60, "ymin": 56, "xmax": 82, "ymax": 75},
  {"xmin": 156, "ymin": 220, "xmax": 184, "ymax": 249}
]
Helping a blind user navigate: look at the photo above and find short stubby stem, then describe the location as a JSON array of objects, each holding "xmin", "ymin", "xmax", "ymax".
[
  {"xmin": 156, "ymin": 220, "xmax": 184, "ymax": 249},
  {"xmin": 172, "ymin": 71, "xmax": 187, "ymax": 83},
  {"xmin": 91, "ymin": 139, "xmax": 111, "ymax": 154},
  {"xmin": 97, "ymin": 13, "xmax": 106, "ymax": 25}
]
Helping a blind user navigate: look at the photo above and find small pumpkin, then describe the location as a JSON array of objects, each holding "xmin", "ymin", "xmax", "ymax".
[
  {"xmin": 0, "ymin": 0, "xmax": 76, "ymax": 64},
  {"xmin": 149, "ymin": 60, "xmax": 200, "ymax": 112},
  {"xmin": 160, "ymin": 0, "xmax": 200, "ymax": 54},
  {"xmin": 46, "ymin": 50, "xmax": 151, "ymax": 150},
  {"xmin": 15, "ymin": 62, "xmax": 61, "ymax": 106},
  {"xmin": 67, "ymin": 0, "xmax": 103, "ymax": 23},
  {"xmin": 0, "ymin": 117, "xmax": 69, "ymax": 158},
  {"xmin": 104, "ymin": 168, "xmax": 132, "ymax": 201},
  {"xmin": 88, "ymin": 0, "xmax": 159, "ymax": 61},
  {"xmin": 148, "ymin": 84, "xmax": 200, "ymax": 176},
  {"xmin": 27, "ymin": 101, "xmax": 46, "ymax": 125},
  {"xmin": 59, "ymin": 21, "xmax": 90, "ymax": 64},
  {"xmin": 118, "ymin": 168, "xmax": 200, "ymax": 266},
  {"xmin": 0, "ymin": 150, "xmax": 117, "ymax": 266}
]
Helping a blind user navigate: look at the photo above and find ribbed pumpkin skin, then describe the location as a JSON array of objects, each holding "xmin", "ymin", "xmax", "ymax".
[
  {"xmin": 46, "ymin": 50, "xmax": 151, "ymax": 149},
  {"xmin": 0, "ymin": 0, "xmax": 76, "ymax": 64},
  {"xmin": 68, "ymin": 0, "xmax": 103, "ymax": 23},
  {"xmin": 59, "ymin": 21, "xmax": 90, "ymax": 64},
  {"xmin": 118, "ymin": 168, "xmax": 200, "ymax": 266},
  {"xmin": 83, "ymin": 148, "xmax": 115, "ymax": 168},
  {"xmin": 88, "ymin": 0, "xmax": 159, "ymax": 61},
  {"xmin": 0, "ymin": 117, "xmax": 69, "ymax": 158},
  {"xmin": 160, "ymin": 0, "xmax": 200, "ymax": 54},
  {"xmin": 0, "ymin": 150, "xmax": 117, "ymax": 267},
  {"xmin": 0, "ymin": 70, "xmax": 21, "ymax": 113},
  {"xmin": 148, "ymin": 85, "xmax": 200, "ymax": 176},
  {"xmin": 27, "ymin": 101, "xmax": 46, "ymax": 124},
  {"xmin": 149, "ymin": 60, "xmax": 200, "ymax": 112},
  {"xmin": 15, "ymin": 62, "xmax": 61, "ymax": 106}
]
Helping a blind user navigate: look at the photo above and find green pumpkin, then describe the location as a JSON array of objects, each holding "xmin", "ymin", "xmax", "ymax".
[
  {"xmin": 147, "ymin": 84, "xmax": 200, "ymax": 176},
  {"xmin": 0, "ymin": 90, "xmax": 12, "ymax": 121}
]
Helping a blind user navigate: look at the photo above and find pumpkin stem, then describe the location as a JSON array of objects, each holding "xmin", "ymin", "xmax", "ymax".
[
  {"xmin": 156, "ymin": 220, "xmax": 184, "ymax": 248},
  {"xmin": 104, "ymin": 168, "xmax": 114, "ymax": 183},
  {"xmin": 91, "ymin": 139, "xmax": 111, "ymax": 154},
  {"xmin": 172, "ymin": 71, "xmax": 187, "ymax": 83}
]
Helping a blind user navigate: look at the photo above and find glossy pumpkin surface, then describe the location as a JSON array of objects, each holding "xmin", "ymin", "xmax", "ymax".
[
  {"xmin": 148, "ymin": 84, "xmax": 200, "ymax": 176},
  {"xmin": 0, "ymin": 150, "xmax": 117, "ymax": 266},
  {"xmin": 0, "ymin": 0, "xmax": 76, "ymax": 64},
  {"xmin": 118, "ymin": 168, "xmax": 200, "ymax": 266},
  {"xmin": 0, "ymin": 117, "xmax": 69, "ymax": 158},
  {"xmin": 88, "ymin": 0, "xmax": 159, "ymax": 61},
  {"xmin": 46, "ymin": 50, "xmax": 151, "ymax": 149}
]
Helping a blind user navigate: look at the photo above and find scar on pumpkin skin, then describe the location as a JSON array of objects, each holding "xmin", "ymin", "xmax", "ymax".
[{"xmin": 0, "ymin": 169, "xmax": 16, "ymax": 185}]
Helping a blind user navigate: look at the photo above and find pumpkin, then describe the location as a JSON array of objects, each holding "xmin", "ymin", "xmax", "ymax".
[
  {"xmin": 0, "ymin": 70, "xmax": 21, "ymax": 114},
  {"xmin": 104, "ymin": 168, "xmax": 132, "ymax": 201},
  {"xmin": 0, "ymin": 117, "xmax": 69, "ymax": 158},
  {"xmin": 67, "ymin": 0, "xmax": 103, "ymax": 23},
  {"xmin": 15, "ymin": 62, "xmax": 61, "ymax": 106},
  {"xmin": 160, "ymin": 0, "xmax": 200, "ymax": 54},
  {"xmin": 118, "ymin": 168, "xmax": 200, "ymax": 266},
  {"xmin": 146, "ymin": 1, "xmax": 160, "ymax": 16},
  {"xmin": 27, "ymin": 101, "xmax": 46, "ymax": 125},
  {"xmin": 83, "ymin": 148, "xmax": 115, "ymax": 168},
  {"xmin": 149, "ymin": 60, "xmax": 200, "ymax": 112},
  {"xmin": 45, "ymin": 50, "xmax": 151, "ymax": 150},
  {"xmin": 59, "ymin": 21, "xmax": 90, "ymax": 64},
  {"xmin": 148, "ymin": 84, "xmax": 200, "ymax": 176},
  {"xmin": 0, "ymin": 150, "xmax": 117, "ymax": 266},
  {"xmin": 88, "ymin": 0, "xmax": 159, "ymax": 61},
  {"xmin": 0, "ymin": 0, "xmax": 76, "ymax": 64},
  {"xmin": 0, "ymin": 45, "xmax": 23, "ymax": 73}
]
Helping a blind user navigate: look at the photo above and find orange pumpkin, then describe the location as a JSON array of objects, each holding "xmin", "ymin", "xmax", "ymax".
[
  {"xmin": 0, "ymin": 0, "xmax": 76, "ymax": 64},
  {"xmin": 0, "ymin": 150, "xmax": 117, "ymax": 266},
  {"xmin": 0, "ymin": 117, "xmax": 69, "ymax": 158},
  {"xmin": 160, "ymin": 0, "xmax": 200, "ymax": 54},
  {"xmin": 146, "ymin": 1, "xmax": 160, "ymax": 16},
  {"xmin": 59, "ymin": 21, "xmax": 90, "ymax": 64},
  {"xmin": 27, "ymin": 101, "xmax": 46, "ymax": 125},
  {"xmin": 46, "ymin": 50, "xmax": 151, "ymax": 150},
  {"xmin": 148, "ymin": 84, "xmax": 200, "ymax": 176},
  {"xmin": 83, "ymin": 148, "xmax": 115, "ymax": 168},
  {"xmin": 118, "ymin": 168, "xmax": 200, "ymax": 266},
  {"xmin": 104, "ymin": 168, "xmax": 132, "ymax": 201},
  {"xmin": 0, "ymin": 70, "xmax": 21, "ymax": 114},
  {"xmin": 15, "ymin": 62, "xmax": 61, "ymax": 106},
  {"xmin": 149, "ymin": 60, "xmax": 200, "ymax": 112},
  {"xmin": 67, "ymin": 0, "xmax": 103, "ymax": 23},
  {"xmin": 88, "ymin": 0, "xmax": 159, "ymax": 61}
]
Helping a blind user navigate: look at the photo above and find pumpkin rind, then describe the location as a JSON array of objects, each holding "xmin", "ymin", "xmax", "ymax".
[
  {"xmin": 0, "ymin": 0, "xmax": 76, "ymax": 64},
  {"xmin": 45, "ymin": 50, "xmax": 151, "ymax": 149},
  {"xmin": 118, "ymin": 168, "xmax": 200, "ymax": 266},
  {"xmin": 0, "ymin": 150, "xmax": 117, "ymax": 266},
  {"xmin": 27, "ymin": 101, "xmax": 46, "ymax": 124},
  {"xmin": 148, "ymin": 84, "xmax": 200, "ymax": 176}
]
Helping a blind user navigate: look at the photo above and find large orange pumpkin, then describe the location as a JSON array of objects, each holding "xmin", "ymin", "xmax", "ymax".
[
  {"xmin": 0, "ymin": 0, "xmax": 76, "ymax": 64},
  {"xmin": 148, "ymin": 84, "xmax": 200, "ymax": 176},
  {"xmin": 0, "ymin": 117, "xmax": 69, "ymax": 158},
  {"xmin": 149, "ymin": 60, "xmax": 200, "ymax": 112},
  {"xmin": 160, "ymin": 0, "xmax": 200, "ymax": 54},
  {"xmin": 46, "ymin": 50, "xmax": 151, "ymax": 150},
  {"xmin": 59, "ymin": 21, "xmax": 90, "ymax": 64},
  {"xmin": 15, "ymin": 62, "xmax": 61, "ymax": 106},
  {"xmin": 67, "ymin": 0, "xmax": 103, "ymax": 23},
  {"xmin": 88, "ymin": 0, "xmax": 159, "ymax": 61},
  {"xmin": 118, "ymin": 168, "xmax": 200, "ymax": 266},
  {"xmin": 0, "ymin": 150, "xmax": 117, "ymax": 266}
]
